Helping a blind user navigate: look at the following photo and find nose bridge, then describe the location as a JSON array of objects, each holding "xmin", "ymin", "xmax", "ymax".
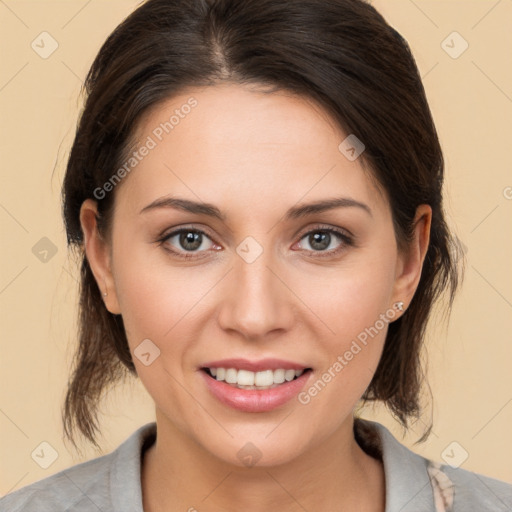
[{"xmin": 217, "ymin": 236, "xmax": 293, "ymax": 338}]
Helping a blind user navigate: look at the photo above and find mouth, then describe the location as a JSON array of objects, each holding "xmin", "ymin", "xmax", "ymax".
[
  {"xmin": 201, "ymin": 366, "xmax": 313, "ymax": 390},
  {"xmin": 198, "ymin": 357, "xmax": 314, "ymax": 412},
  {"xmin": 199, "ymin": 365, "xmax": 313, "ymax": 412}
]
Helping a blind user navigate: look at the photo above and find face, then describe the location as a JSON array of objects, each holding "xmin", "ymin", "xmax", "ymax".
[{"xmin": 81, "ymin": 83, "xmax": 429, "ymax": 467}]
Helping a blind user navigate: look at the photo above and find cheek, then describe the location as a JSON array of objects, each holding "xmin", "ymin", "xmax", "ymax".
[
  {"xmin": 113, "ymin": 224, "xmax": 397, "ymax": 351},
  {"xmin": 111, "ymin": 249, "xmax": 206, "ymax": 421},
  {"xmin": 111, "ymin": 242, "xmax": 206, "ymax": 341},
  {"xmin": 296, "ymin": 270, "xmax": 394, "ymax": 428},
  {"xmin": 301, "ymin": 257, "xmax": 396, "ymax": 344},
  {"xmin": 296, "ymin": 252, "xmax": 396, "ymax": 406}
]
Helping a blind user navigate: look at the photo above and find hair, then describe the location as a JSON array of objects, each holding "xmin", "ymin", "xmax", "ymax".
[{"xmin": 61, "ymin": 0, "xmax": 464, "ymax": 451}]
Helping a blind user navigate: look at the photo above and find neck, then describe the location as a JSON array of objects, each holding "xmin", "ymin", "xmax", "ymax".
[{"xmin": 141, "ymin": 410, "xmax": 385, "ymax": 512}]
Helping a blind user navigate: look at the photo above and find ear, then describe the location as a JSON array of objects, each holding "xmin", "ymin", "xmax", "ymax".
[
  {"xmin": 79, "ymin": 199, "xmax": 122, "ymax": 314},
  {"xmin": 390, "ymin": 204, "xmax": 432, "ymax": 314}
]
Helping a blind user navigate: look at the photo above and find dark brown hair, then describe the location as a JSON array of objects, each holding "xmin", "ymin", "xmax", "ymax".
[{"xmin": 62, "ymin": 0, "xmax": 463, "ymax": 451}]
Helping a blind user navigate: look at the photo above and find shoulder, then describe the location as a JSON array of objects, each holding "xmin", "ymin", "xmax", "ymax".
[
  {"xmin": 0, "ymin": 451, "xmax": 114, "ymax": 512},
  {"xmin": 437, "ymin": 462, "xmax": 512, "ymax": 511},
  {"xmin": 357, "ymin": 419, "xmax": 512, "ymax": 512},
  {"xmin": 0, "ymin": 422, "xmax": 157, "ymax": 512}
]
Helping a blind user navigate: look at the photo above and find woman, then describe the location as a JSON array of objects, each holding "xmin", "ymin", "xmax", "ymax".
[{"xmin": 1, "ymin": 0, "xmax": 510, "ymax": 511}]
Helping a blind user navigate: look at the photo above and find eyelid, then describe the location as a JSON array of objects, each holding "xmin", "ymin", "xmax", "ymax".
[
  {"xmin": 158, "ymin": 224, "xmax": 217, "ymax": 243},
  {"xmin": 295, "ymin": 223, "xmax": 354, "ymax": 240}
]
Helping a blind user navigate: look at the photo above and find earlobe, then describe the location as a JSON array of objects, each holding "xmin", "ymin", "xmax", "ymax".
[
  {"xmin": 390, "ymin": 204, "xmax": 432, "ymax": 314},
  {"xmin": 79, "ymin": 199, "xmax": 122, "ymax": 314}
]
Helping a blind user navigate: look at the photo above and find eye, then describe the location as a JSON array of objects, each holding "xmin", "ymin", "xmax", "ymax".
[
  {"xmin": 157, "ymin": 224, "xmax": 354, "ymax": 260},
  {"xmin": 294, "ymin": 225, "xmax": 354, "ymax": 257},
  {"xmin": 158, "ymin": 228, "xmax": 218, "ymax": 259}
]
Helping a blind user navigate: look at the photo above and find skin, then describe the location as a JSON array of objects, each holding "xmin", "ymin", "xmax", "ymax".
[{"xmin": 80, "ymin": 83, "xmax": 431, "ymax": 512}]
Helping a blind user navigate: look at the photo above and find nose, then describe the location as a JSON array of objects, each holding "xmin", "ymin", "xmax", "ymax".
[{"xmin": 216, "ymin": 243, "xmax": 295, "ymax": 341}]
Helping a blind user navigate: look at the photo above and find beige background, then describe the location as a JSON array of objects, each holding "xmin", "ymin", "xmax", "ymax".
[{"xmin": 1, "ymin": 0, "xmax": 511, "ymax": 495}]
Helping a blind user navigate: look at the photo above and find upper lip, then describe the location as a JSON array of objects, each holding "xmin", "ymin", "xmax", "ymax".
[{"xmin": 200, "ymin": 358, "xmax": 311, "ymax": 372}]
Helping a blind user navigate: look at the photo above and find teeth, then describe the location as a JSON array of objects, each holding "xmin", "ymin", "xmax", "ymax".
[
  {"xmin": 255, "ymin": 369, "xmax": 273, "ymax": 386},
  {"xmin": 237, "ymin": 369, "xmax": 255, "ymax": 386},
  {"xmin": 273, "ymin": 369, "xmax": 285, "ymax": 384},
  {"xmin": 285, "ymin": 369, "xmax": 296, "ymax": 381},
  {"xmin": 209, "ymin": 367, "xmax": 306, "ymax": 388},
  {"xmin": 225, "ymin": 368, "xmax": 238, "ymax": 384}
]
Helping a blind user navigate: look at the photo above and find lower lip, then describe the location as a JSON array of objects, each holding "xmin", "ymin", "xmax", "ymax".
[{"xmin": 200, "ymin": 370, "xmax": 312, "ymax": 413}]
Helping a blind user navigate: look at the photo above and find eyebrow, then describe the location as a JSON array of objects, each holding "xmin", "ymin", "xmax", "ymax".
[{"xmin": 139, "ymin": 195, "xmax": 372, "ymax": 220}]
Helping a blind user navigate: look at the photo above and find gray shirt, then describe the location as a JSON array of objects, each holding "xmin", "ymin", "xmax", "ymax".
[{"xmin": 1, "ymin": 420, "xmax": 510, "ymax": 511}]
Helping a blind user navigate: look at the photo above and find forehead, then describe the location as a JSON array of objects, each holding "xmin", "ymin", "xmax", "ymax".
[
  {"xmin": 115, "ymin": 83, "xmax": 387, "ymax": 220},
  {"xmin": 138, "ymin": 82, "xmax": 341, "ymax": 148}
]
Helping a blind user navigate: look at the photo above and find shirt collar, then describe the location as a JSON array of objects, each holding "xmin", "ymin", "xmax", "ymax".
[
  {"xmin": 357, "ymin": 419, "xmax": 436, "ymax": 512},
  {"xmin": 110, "ymin": 421, "xmax": 156, "ymax": 512},
  {"xmin": 109, "ymin": 420, "xmax": 436, "ymax": 512}
]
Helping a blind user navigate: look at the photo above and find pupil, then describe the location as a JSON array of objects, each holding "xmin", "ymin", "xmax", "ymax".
[
  {"xmin": 310, "ymin": 231, "xmax": 330, "ymax": 250},
  {"xmin": 180, "ymin": 231, "xmax": 201, "ymax": 250}
]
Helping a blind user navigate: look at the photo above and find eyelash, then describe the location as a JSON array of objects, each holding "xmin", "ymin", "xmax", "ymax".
[{"xmin": 156, "ymin": 224, "xmax": 354, "ymax": 260}]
